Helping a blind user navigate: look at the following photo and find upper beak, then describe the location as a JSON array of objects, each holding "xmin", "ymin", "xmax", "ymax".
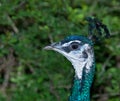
[
  {"xmin": 43, "ymin": 45, "xmax": 53, "ymax": 50},
  {"xmin": 43, "ymin": 42, "xmax": 61, "ymax": 50}
]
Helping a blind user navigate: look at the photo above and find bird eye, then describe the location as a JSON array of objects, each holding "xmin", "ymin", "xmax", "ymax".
[{"xmin": 70, "ymin": 42, "xmax": 79, "ymax": 50}]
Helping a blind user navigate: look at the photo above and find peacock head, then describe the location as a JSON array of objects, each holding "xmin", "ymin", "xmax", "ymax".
[
  {"xmin": 44, "ymin": 35, "xmax": 94, "ymax": 79},
  {"xmin": 44, "ymin": 17, "xmax": 110, "ymax": 79}
]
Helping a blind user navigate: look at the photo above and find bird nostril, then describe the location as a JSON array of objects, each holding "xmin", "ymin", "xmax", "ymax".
[{"xmin": 83, "ymin": 51, "xmax": 88, "ymax": 58}]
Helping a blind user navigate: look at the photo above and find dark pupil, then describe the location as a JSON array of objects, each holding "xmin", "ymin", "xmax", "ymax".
[{"xmin": 71, "ymin": 44, "xmax": 79, "ymax": 49}]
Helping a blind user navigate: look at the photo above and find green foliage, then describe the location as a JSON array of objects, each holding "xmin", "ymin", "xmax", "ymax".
[{"xmin": 0, "ymin": 0, "xmax": 120, "ymax": 101}]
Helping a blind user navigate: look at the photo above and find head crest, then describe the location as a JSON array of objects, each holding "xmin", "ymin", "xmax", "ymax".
[{"xmin": 85, "ymin": 17, "xmax": 110, "ymax": 43}]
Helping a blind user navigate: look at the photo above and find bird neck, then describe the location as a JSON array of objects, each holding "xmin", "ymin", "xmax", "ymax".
[{"xmin": 69, "ymin": 62, "xmax": 95, "ymax": 101}]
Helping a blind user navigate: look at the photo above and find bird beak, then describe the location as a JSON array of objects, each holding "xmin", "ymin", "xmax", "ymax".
[
  {"xmin": 43, "ymin": 42, "xmax": 61, "ymax": 50},
  {"xmin": 43, "ymin": 42, "xmax": 68, "ymax": 58},
  {"xmin": 43, "ymin": 45, "xmax": 53, "ymax": 50}
]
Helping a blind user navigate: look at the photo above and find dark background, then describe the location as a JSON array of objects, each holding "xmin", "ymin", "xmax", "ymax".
[{"xmin": 0, "ymin": 0, "xmax": 120, "ymax": 101}]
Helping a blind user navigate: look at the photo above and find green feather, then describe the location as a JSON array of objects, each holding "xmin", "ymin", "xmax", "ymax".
[{"xmin": 69, "ymin": 61, "xmax": 95, "ymax": 101}]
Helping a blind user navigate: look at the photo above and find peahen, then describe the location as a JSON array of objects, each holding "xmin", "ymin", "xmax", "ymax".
[{"xmin": 44, "ymin": 17, "xmax": 110, "ymax": 101}]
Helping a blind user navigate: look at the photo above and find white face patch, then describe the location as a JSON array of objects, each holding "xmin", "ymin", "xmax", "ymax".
[
  {"xmin": 52, "ymin": 42, "xmax": 94, "ymax": 80},
  {"xmin": 64, "ymin": 44, "xmax": 94, "ymax": 79}
]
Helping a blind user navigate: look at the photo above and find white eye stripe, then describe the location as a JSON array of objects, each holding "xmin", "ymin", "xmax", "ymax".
[
  {"xmin": 62, "ymin": 40, "xmax": 81, "ymax": 47},
  {"xmin": 80, "ymin": 44, "xmax": 90, "ymax": 50}
]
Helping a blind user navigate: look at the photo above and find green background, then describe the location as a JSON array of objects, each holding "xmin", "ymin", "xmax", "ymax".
[{"xmin": 0, "ymin": 0, "xmax": 120, "ymax": 101}]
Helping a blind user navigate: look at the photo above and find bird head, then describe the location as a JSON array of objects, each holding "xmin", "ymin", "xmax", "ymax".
[{"xmin": 44, "ymin": 35, "xmax": 94, "ymax": 79}]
